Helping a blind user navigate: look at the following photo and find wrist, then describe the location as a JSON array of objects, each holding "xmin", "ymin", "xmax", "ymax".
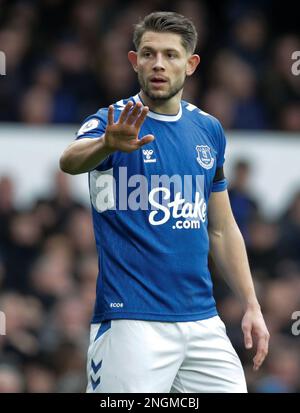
[
  {"xmin": 244, "ymin": 299, "xmax": 261, "ymax": 311},
  {"xmin": 101, "ymin": 134, "xmax": 115, "ymax": 155}
]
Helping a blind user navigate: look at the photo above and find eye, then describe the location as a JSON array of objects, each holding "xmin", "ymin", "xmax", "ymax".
[
  {"xmin": 142, "ymin": 51, "xmax": 151, "ymax": 58},
  {"xmin": 167, "ymin": 52, "xmax": 177, "ymax": 59}
]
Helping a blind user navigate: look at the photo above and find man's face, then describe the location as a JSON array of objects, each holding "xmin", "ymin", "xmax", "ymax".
[{"xmin": 135, "ymin": 31, "xmax": 191, "ymax": 101}]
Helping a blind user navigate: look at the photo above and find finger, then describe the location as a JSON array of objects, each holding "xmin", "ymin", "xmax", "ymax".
[
  {"xmin": 108, "ymin": 105, "xmax": 114, "ymax": 125},
  {"xmin": 242, "ymin": 324, "xmax": 253, "ymax": 349},
  {"xmin": 126, "ymin": 102, "xmax": 143, "ymax": 124},
  {"xmin": 253, "ymin": 336, "xmax": 269, "ymax": 371},
  {"xmin": 255, "ymin": 336, "xmax": 269, "ymax": 368},
  {"xmin": 135, "ymin": 106, "xmax": 149, "ymax": 130},
  {"xmin": 118, "ymin": 101, "xmax": 134, "ymax": 123},
  {"xmin": 137, "ymin": 134, "xmax": 155, "ymax": 147}
]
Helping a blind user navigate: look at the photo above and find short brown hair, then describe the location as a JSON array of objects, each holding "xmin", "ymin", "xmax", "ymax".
[{"xmin": 133, "ymin": 11, "xmax": 198, "ymax": 54}]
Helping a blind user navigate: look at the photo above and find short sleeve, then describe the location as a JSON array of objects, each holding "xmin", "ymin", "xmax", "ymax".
[
  {"xmin": 75, "ymin": 109, "xmax": 107, "ymax": 140},
  {"xmin": 75, "ymin": 109, "xmax": 113, "ymax": 170},
  {"xmin": 212, "ymin": 119, "xmax": 227, "ymax": 192}
]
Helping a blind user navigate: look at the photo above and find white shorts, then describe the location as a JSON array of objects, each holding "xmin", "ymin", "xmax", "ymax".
[{"xmin": 86, "ymin": 316, "xmax": 247, "ymax": 393}]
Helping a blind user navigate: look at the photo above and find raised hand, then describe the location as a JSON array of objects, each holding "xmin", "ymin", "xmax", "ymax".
[{"xmin": 104, "ymin": 101, "xmax": 155, "ymax": 153}]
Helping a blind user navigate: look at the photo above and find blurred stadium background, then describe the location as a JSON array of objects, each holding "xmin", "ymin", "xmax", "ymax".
[{"xmin": 0, "ymin": 0, "xmax": 299, "ymax": 393}]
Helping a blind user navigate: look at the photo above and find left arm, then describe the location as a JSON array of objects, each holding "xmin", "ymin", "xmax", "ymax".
[{"xmin": 208, "ymin": 190, "xmax": 270, "ymax": 371}]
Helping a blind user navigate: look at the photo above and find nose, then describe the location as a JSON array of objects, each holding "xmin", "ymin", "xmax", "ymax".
[{"xmin": 152, "ymin": 53, "xmax": 165, "ymax": 71}]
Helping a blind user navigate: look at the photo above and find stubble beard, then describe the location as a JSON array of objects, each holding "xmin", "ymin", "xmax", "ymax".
[{"xmin": 138, "ymin": 72, "xmax": 186, "ymax": 102}]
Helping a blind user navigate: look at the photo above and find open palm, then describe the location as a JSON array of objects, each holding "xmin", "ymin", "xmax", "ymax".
[{"xmin": 104, "ymin": 101, "xmax": 155, "ymax": 153}]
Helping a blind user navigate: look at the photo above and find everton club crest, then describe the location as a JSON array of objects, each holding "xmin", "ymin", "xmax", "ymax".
[{"xmin": 196, "ymin": 145, "xmax": 215, "ymax": 169}]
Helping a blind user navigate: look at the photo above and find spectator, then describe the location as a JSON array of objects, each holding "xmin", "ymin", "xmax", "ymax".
[
  {"xmin": 228, "ymin": 160, "xmax": 258, "ymax": 241},
  {"xmin": 0, "ymin": 363, "xmax": 24, "ymax": 393},
  {"xmin": 0, "ymin": 0, "xmax": 299, "ymax": 393}
]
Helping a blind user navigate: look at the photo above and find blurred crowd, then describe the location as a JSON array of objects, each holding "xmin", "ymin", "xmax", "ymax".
[
  {"xmin": 0, "ymin": 161, "xmax": 300, "ymax": 393},
  {"xmin": 0, "ymin": 0, "xmax": 299, "ymax": 130},
  {"xmin": 0, "ymin": 0, "xmax": 300, "ymax": 394}
]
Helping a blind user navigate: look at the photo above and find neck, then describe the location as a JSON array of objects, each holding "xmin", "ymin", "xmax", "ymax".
[{"xmin": 139, "ymin": 90, "xmax": 182, "ymax": 115}]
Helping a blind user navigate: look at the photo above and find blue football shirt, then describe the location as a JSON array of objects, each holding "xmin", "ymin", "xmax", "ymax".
[{"xmin": 76, "ymin": 94, "xmax": 227, "ymax": 323}]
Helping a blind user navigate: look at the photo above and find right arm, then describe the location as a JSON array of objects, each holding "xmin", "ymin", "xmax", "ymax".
[
  {"xmin": 59, "ymin": 136, "xmax": 113, "ymax": 175},
  {"xmin": 60, "ymin": 101, "xmax": 154, "ymax": 175}
]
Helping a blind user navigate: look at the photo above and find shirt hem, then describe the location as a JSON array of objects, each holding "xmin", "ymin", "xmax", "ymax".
[{"xmin": 91, "ymin": 308, "xmax": 218, "ymax": 324}]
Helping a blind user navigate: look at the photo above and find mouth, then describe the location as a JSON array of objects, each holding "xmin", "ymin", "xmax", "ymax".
[{"xmin": 149, "ymin": 77, "xmax": 168, "ymax": 86}]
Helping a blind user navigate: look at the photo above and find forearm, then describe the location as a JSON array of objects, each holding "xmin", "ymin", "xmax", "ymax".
[
  {"xmin": 59, "ymin": 136, "xmax": 113, "ymax": 175},
  {"xmin": 209, "ymin": 220, "xmax": 259, "ymax": 310}
]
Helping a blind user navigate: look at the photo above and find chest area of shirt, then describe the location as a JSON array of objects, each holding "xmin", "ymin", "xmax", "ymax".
[{"xmin": 120, "ymin": 126, "xmax": 218, "ymax": 180}]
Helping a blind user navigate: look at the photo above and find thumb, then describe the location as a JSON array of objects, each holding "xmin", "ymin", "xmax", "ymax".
[{"xmin": 137, "ymin": 134, "xmax": 155, "ymax": 147}]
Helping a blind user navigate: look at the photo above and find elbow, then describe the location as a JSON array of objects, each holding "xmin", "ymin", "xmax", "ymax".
[
  {"xmin": 59, "ymin": 153, "xmax": 69, "ymax": 173},
  {"xmin": 59, "ymin": 154, "xmax": 67, "ymax": 172},
  {"xmin": 59, "ymin": 153, "xmax": 76, "ymax": 175},
  {"xmin": 208, "ymin": 227, "xmax": 224, "ymax": 240}
]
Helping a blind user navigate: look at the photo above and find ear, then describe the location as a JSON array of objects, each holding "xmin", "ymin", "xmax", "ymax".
[
  {"xmin": 186, "ymin": 54, "xmax": 200, "ymax": 76},
  {"xmin": 128, "ymin": 51, "xmax": 138, "ymax": 72}
]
